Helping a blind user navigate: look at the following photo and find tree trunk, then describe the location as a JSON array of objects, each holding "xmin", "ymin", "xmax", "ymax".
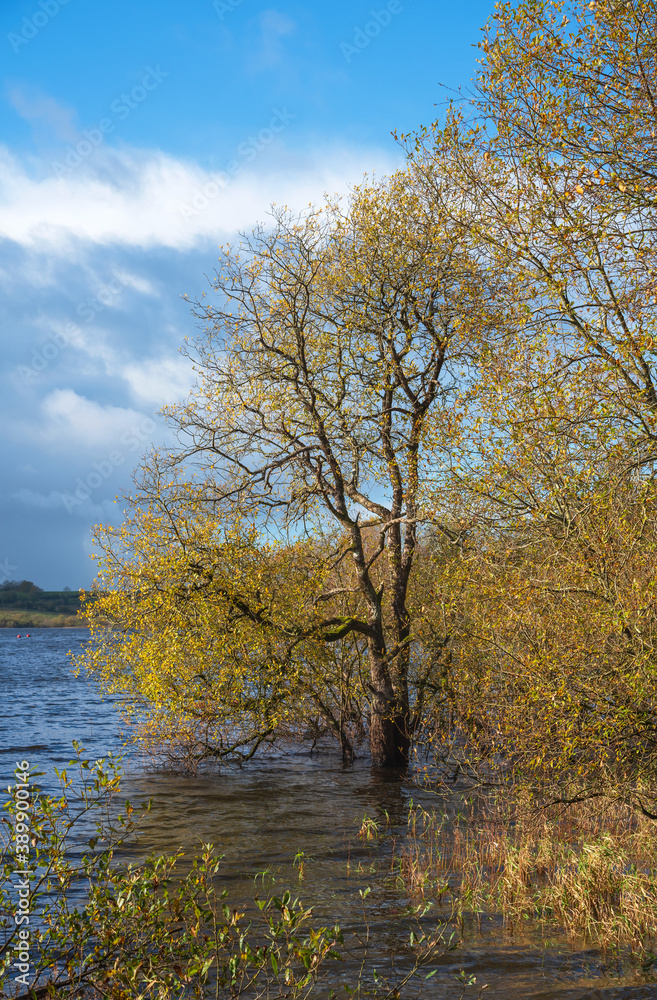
[
  {"xmin": 369, "ymin": 653, "xmax": 410, "ymax": 767},
  {"xmin": 369, "ymin": 708, "xmax": 410, "ymax": 767}
]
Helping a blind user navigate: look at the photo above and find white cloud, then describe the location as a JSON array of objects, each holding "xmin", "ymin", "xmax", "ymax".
[
  {"xmin": 0, "ymin": 247, "xmax": 63, "ymax": 291},
  {"xmin": 0, "ymin": 143, "xmax": 400, "ymax": 252},
  {"xmin": 120, "ymin": 355, "xmax": 195, "ymax": 405},
  {"xmin": 118, "ymin": 271, "xmax": 157, "ymax": 296},
  {"xmin": 35, "ymin": 388, "xmax": 155, "ymax": 451}
]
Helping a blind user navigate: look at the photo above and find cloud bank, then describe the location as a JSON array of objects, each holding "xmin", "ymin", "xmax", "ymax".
[
  {"xmin": 0, "ymin": 141, "xmax": 399, "ymax": 250},
  {"xmin": 1, "ymin": 136, "xmax": 400, "ymax": 587}
]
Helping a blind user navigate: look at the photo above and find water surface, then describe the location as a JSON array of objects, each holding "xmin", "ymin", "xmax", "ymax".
[{"xmin": 1, "ymin": 628, "xmax": 655, "ymax": 999}]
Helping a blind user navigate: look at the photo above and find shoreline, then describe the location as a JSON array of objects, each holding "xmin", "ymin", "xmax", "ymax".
[{"xmin": 0, "ymin": 617, "xmax": 88, "ymax": 629}]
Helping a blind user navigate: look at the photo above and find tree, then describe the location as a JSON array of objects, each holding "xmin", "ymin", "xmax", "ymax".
[
  {"xmin": 0, "ymin": 579, "xmax": 42, "ymax": 593},
  {"xmin": 81, "ymin": 502, "xmax": 372, "ymax": 765},
  {"xmin": 410, "ymin": 0, "xmax": 657, "ymax": 470},
  {"xmin": 431, "ymin": 371, "xmax": 657, "ymax": 809},
  {"xmin": 399, "ymin": 0, "xmax": 657, "ymax": 796},
  {"xmin": 80, "ymin": 171, "xmax": 505, "ymax": 767}
]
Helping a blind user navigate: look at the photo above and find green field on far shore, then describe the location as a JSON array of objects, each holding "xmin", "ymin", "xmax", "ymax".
[
  {"xmin": 0, "ymin": 584, "xmax": 91, "ymax": 627},
  {"xmin": 0, "ymin": 608, "xmax": 87, "ymax": 628}
]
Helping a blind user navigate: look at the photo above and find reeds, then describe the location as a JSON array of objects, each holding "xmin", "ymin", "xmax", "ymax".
[{"xmin": 396, "ymin": 793, "xmax": 657, "ymax": 956}]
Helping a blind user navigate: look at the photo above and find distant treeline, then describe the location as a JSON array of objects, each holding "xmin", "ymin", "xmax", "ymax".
[{"xmin": 0, "ymin": 581, "xmax": 88, "ymax": 615}]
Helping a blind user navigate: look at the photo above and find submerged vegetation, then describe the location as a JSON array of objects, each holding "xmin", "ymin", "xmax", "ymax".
[
  {"xmin": 5, "ymin": 0, "xmax": 657, "ymax": 990},
  {"xmin": 1, "ymin": 755, "xmax": 346, "ymax": 999},
  {"xmin": 0, "ymin": 754, "xmax": 475, "ymax": 999},
  {"xmin": 397, "ymin": 794, "xmax": 657, "ymax": 958}
]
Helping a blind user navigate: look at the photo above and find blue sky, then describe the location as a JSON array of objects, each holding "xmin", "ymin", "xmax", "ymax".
[{"xmin": 0, "ymin": 0, "xmax": 494, "ymax": 590}]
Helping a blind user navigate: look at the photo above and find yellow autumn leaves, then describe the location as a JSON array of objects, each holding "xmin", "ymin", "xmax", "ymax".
[{"xmin": 77, "ymin": 1, "xmax": 657, "ymax": 797}]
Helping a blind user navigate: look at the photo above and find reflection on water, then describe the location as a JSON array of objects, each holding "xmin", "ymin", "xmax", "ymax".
[
  {"xmin": 123, "ymin": 754, "xmax": 412, "ymax": 926},
  {"xmin": 1, "ymin": 628, "xmax": 656, "ymax": 998}
]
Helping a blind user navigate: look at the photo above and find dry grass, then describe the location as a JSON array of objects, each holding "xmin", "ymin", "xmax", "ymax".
[
  {"xmin": 0, "ymin": 609, "xmax": 84, "ymax": 627},
  {"xmin": 395, "ymin": 793, "xmax": 657, "ymax": 956}
]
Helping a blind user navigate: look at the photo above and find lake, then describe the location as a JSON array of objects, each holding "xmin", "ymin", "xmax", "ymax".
[{"xmin": 1, "ymin": 627, "xmax": 656, "ymax": 999}]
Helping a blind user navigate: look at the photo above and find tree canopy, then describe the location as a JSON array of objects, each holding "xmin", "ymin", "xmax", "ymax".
[
  {"xmin": 80, "ymin": 173, "xmax": 513, "ymax": 766},
  {"xmin": 79, "ymin": 1, "xmax": 657, "ymax": 797}
]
